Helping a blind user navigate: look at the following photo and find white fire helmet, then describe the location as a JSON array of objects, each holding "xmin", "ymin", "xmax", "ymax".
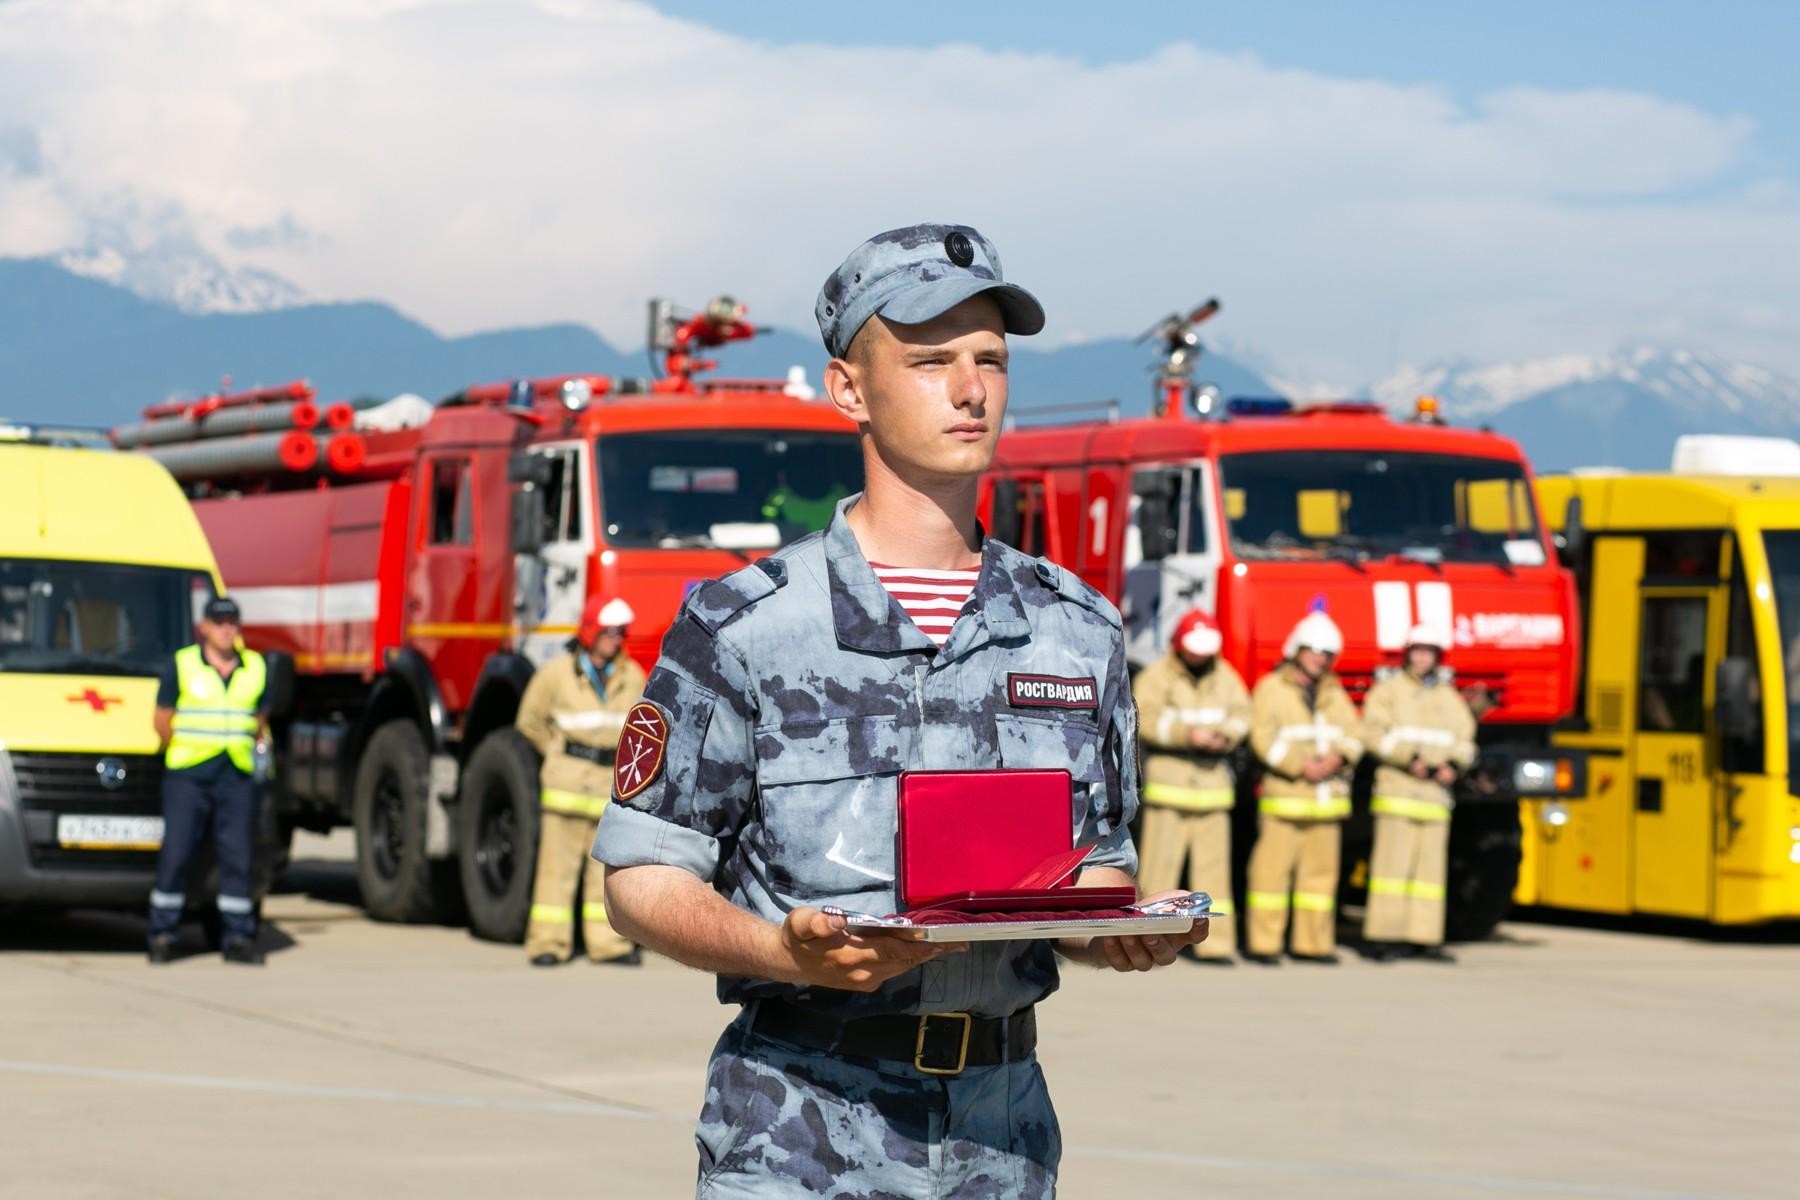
[
  {"xmin": 1406, "ymin": 623, "xmax": 1450, "ymax": 652},
  {"xmin": 1283, "ymin": 611, "xmax": 1344, "ymax": 659}
]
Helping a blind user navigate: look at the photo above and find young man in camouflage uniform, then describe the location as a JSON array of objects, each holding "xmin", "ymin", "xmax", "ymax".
[
  {"xmin": 1359, "ymin": 623, "xmax": 1477, "ymax": 963},
  {"xmin": 1131, "ymin": 608, "xmax": 1250, "ymax": 962},
  {"xmin": 517, "ymin": 595, "xmax": 646, "ymax": 965},
  {"xmin": 593, "ymin": 223, "xmax": 1207, "ymax": 1198},
  {"xmin": 1245, "ymin": 610, "xmax": 1362, "ymax": 965}
]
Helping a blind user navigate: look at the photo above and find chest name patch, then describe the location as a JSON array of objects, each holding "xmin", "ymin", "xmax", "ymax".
[
  {"xmin": 1007, "ymin": 673, "xmax": 1099, "ymax": 711},
  {"xmin": 612, "ymin": 702, "xmax": 670, "ymax": 802}
]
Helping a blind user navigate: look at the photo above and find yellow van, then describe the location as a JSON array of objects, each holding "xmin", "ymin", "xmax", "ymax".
[
  {"xmin": 1528, "ymin": 458, "xmax": 1800, "ymax": 923},
  {"xmin": 0, "ymin": 429, "xmax": 226, "ymax": 909}
]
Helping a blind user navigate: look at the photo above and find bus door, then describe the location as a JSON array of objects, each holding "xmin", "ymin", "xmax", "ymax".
[
  {"xmin": 1631, "ymin": 585, "xmax": 1717, "ymax": 917},
  {"xmin": 516, "ymin": 442, "xmax": 591, "ymax": 668},
  {"xmin": 1122, "ymin": 462, "xmax": 1222, "ymax": 669}
]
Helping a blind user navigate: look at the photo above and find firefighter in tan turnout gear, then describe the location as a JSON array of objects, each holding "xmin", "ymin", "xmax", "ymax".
[
  {"xmin": 517, "ymin": 595, "xmax": 647, "ymax": 966},
  {"xmin": 1245, "ymin": 611, "xmax": 1362, "ymax": 965},
  {"xmin": 1132, "ymin": 608, "xmax": 1250, "ymax": 962},
  {"xmin": 1359, "ymin": 624, "xmax": 1477, "ymax": 963}
]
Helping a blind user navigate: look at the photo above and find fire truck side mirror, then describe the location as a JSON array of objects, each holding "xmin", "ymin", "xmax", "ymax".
[
  {"xmin": 508, "ymin": 452, "xmax": 553, "ymax": 486},
  {"xmin": 1554, "ymin": 496, "xmax": 1586, "ymax": 569},
  {"xmin": 1133, "ymin": 473, "xmax": 1178, "ymax": 561},
  {"xmin": 511, "ymin": 487, "xmax": 546, "ymax": 556},
  {"xmin": 262, "ymin": 651, "xmax": 296, "ymax": 720},
  {"xmin": 988, "ymin": 478, "xmax": 1022, "ymax": 546}
]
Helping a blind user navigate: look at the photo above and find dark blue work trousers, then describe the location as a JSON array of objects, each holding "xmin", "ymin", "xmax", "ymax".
[{"xmin": 148, "ymin": 754, "xmax": 259, "ymax": 945}]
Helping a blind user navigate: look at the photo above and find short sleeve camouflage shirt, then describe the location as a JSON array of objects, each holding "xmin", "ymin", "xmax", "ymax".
[{"xmin": 592, "ymin": 495, "xmax": 1139, "ymax": 1019}]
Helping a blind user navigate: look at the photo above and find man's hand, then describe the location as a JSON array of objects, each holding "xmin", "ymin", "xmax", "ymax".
[
  {"xmin": 1410, "ymin": 758, "xmax": 1432, "ymax": 779},
  {"xmin": 1076, "ymin": 889, "xmax": 1209, "ymax": 972},
  {"xmin": 781, "ymin": 907, "xmax": 961, "ymax": 993},
  {"xmin": 1188, "ymin": 728, "xmax": 1228, "ymax": 752},
  {"xmin": 1301, "ymin": 754, "xmax": 1336, "ymax": 782},
  {"xmin": 1434, "ymin": 764, "xmax": 1458, "ymax": 786}
]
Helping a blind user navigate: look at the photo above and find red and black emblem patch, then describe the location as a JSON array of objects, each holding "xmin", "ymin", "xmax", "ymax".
[
  {"xmin": 1006, "ymin": 673, "xmax": 1098, "ymax": 711},
  {"xmin": 613, "ymin": 702, "xmax": 670, "ymax": 801}
]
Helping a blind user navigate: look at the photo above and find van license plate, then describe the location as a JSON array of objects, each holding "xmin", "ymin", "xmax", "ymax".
[{"xmin": 57, "ymin": 815, "xmax": 164, "ymax": 850}]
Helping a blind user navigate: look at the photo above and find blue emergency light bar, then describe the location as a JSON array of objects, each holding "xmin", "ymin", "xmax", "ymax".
[{"xmin": 1225, "ymin": 397, "xmax": 1295, "ymax": 417}]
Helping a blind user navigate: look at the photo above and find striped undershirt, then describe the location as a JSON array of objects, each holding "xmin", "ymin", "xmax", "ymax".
[{"xmin": 870, "ymin": 563, "xmax": 981, "ymax": 649}]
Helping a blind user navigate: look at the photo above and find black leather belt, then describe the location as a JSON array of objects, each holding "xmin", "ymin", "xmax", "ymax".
[
  {"xmin": 563, "ymin": 742, "xmax": 615, "ymax": 766},
  {"xmin": 749, "ymin": 999, "xmax": 1036, "ymax": 1076}
]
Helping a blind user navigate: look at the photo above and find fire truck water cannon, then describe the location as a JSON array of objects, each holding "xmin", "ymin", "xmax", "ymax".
[
  {"xmin": 1135, "ymin": 298, "xmax": 1222, "ymax": 421},
  {"xmin": 648, "ymin": 295, "xmax": 765, "ymax": 381}
]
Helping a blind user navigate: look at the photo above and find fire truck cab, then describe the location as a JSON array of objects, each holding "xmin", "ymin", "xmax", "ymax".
[
  {"xmin": 150, "ymin": 300, "xmax": 862, "ymax": 941},
  {"xmin": 982, "ymin": 307, "xmax": 1586, "ymax": 937}
]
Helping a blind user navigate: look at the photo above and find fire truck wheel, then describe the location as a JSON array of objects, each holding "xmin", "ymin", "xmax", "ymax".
[
  {"xmin": 1444, "ymin": 805, "xmax": 1523, "ymax": 942},
  {"xmin": 456, "ymin": 729, "xmax": 542, "ymax": 943},
  {"xmin": 352, "ymin": 720, "xmax": 442, "ymax": 923}
]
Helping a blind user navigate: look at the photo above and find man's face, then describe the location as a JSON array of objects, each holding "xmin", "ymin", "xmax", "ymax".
[
  {"xmin": 1295, "ymin": 646, "xmax": 1332, "ymax": 680},
  {"xmin": 1406, "ymin": 645, "xmax": 1441, "ymax": 676},
  {"xmin": 831, "ymin": 295, "xmax": 1009, "ymax": 483},
  {"xmin": 200, "ymin": 617, "xmax": 238, "ymax": 655},
  {"xmin": 1177, "ymin": 647, "xmax": 1214, "ymax": 672},
  {"xmin": 588, "ymin": 627, "xmax": 625, "ymax": 665}
]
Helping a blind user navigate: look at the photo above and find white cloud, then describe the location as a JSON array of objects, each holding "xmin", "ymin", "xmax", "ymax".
[{"xmin": 0, "ymin": 0, "xmax": 1795, "ymax": 380}]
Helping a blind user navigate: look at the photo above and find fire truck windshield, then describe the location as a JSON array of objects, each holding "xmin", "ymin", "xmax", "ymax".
[
  {"xmin": 1219, "ymin": 450, "xmax": 1540, "ymax": 566},
  {"xmin": 0, "ymin": 559, "xmax": 214, "ymax": 677},
  {"xmin": 597, "ymin": 430, "xmax": 863, "ymax": 548}
]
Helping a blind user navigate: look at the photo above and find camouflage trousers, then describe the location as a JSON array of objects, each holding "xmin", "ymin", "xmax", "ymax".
[{"xmin": 695, "ymin": 1008, "xmax": 1061, "ymax": 1198}]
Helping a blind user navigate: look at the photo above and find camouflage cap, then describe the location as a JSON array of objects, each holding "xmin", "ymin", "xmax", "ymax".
[{"xmin": 815, "ymin": 223, "xmax": 1045, "ymax": 359}]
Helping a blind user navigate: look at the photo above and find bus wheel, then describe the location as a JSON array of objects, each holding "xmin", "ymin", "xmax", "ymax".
[
  {"xmin": 1445, "ymin": 805, "xmax": 1522, "ymax": 942},
  {"xmin": 456, "ymin": 729, "xmax": 541, "ymax": 943},
  {"xmin": 352, "ymin": 721, "xmax": 444, "ymax": 923}
]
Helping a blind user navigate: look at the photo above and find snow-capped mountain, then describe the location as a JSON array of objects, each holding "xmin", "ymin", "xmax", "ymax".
[
  {"xmin": 1369, "ymin": 348, "xmax": 1800, "ymax": 471},
  {"xmin": 54, "ymin": 241, "xmax": 304, "ymax": 314}
]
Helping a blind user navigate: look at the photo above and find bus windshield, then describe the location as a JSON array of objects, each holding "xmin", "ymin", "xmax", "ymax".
[
  {"xmin": 1218, "ymin": 450, "xmax": 1543, "ymax": 566},
  {"xmin": 0, "ymin": 559, "xmax": 213, "ymax": 677},
  {"xmin": 597, "ymin": 430, "xmax": 863, "ymax": 548}
]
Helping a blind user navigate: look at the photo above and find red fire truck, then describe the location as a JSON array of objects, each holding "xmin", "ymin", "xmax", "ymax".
[
  {"xmin": 981, "ymin": 302, "xmax": 1586, "ymax": 937},
  {"xmin": 129, "ymin": 299, "xmax": 860, "ymax": 940}
]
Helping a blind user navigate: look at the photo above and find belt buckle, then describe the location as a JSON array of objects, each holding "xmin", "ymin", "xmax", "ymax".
[{"xmin": 914, "ymin": 1012, "xmax": 972, "ymax": 1076}]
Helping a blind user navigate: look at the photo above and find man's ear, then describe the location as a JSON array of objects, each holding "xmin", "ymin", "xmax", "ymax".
[{"xmin": 823, "ymin": 357, "xmax": 869, "ymax": 426}]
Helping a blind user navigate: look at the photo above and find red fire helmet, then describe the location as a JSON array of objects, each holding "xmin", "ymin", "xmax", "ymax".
[{"xmin": 1172, "ymin": 608, "xmax": 1222, "ymax": 658}]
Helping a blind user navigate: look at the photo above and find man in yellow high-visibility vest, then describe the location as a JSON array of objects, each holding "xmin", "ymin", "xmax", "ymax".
[
  {"xmin": 517, "ymin": 595, "xmax": 646, "ymax": 966},
  {"xmin": 149, "ymin": 596, "xmax": 269, "ymax": 965}
]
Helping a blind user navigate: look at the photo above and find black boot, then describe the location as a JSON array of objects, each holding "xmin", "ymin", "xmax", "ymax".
[
  {"xmin": 221, "ymin": 939, "xmax": 264, "ymax": 966},
  {"xmin": 1242, "ymin": 951, "xmax": 1282, "ymax": 966},
  {"xmin": 1288, "ymin": 952, "xmax": 1341, "ymax": 966},
  {"xmin": 530, "ymin": 953, "xmax": 564, "ymax": 967},
  {"xmin": 146, "ymin": 934, "xmax": 177, "ymax": 965},
  {"xmin": 1413, "ymin": 944, "xmax": 1457, "ymax": 964},
  {"xmin": 1363, "ymin": 942, "xmax": 1403, "ymax": 963}
]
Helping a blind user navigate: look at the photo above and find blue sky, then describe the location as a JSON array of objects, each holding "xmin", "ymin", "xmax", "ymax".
[
  {"xmin": 654, "ymin": 3, "xmax": 1795, "ymax": 153},
  {"xmin": 650, "ymin": 1, "xmax": 1799, "ymax": 180},
  {"xmin": 2, "ymin": 0, "xmax": 1795, "ymax": 385}
]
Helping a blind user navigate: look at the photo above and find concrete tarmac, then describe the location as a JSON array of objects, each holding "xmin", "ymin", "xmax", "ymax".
[{"xmin": 3, "ymin": 830, "xmax": 1796, "ymax": 1200}]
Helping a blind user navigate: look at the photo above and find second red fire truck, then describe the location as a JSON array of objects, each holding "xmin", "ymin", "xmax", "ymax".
[{"xmin": 982, "ymin": 301, "xmax": 1587, "ymax": 936}]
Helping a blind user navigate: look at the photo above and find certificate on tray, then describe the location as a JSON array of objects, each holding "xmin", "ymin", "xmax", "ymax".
[{"xmin": 823, "ymin": 893, "xmax": 1221, "ymax": 944}]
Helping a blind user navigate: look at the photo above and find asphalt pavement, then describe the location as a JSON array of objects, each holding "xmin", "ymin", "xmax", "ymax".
[{"xmin": 3, "ymin": 829, "xmax": 1797, "ymax": 1200}]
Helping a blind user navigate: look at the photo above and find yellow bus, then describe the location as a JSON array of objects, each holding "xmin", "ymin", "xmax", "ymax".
[
  {"xmin": 0, "ymin": 427, "xmax": 228, "ymax": 911},
  {"xmin": 1527, "ymin": 460, "xmax": 1800, "ymax": 923}
]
